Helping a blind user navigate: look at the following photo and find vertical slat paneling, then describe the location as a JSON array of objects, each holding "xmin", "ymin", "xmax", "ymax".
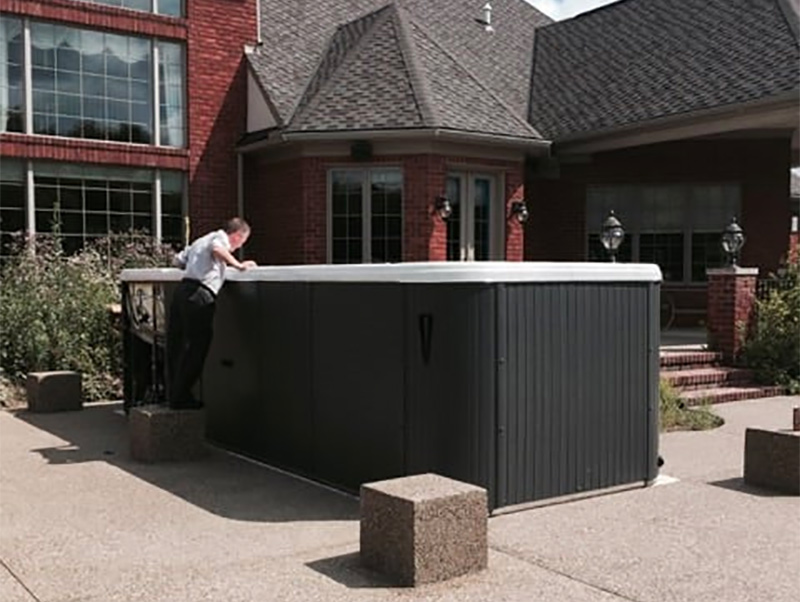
[{"xmin": 500, "ymin": 282, "xmax": 657, "ymax": 506}]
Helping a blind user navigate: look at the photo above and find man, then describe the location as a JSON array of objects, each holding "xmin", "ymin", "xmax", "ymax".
[{"xmin": 166, "ymin": 217, "xmax": 256, "ymax": 409}]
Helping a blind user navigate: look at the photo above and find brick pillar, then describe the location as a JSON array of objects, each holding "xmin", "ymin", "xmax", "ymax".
[{"xmin": 706, "ymin": 267, "xmax": 759, "ymax": 363}]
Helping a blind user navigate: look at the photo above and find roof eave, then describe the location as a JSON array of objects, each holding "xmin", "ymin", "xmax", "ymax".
[
  {"xmin": 552, "ymin": 89, "xmax": 800, "ymax": 155},
  {"xmin": 237, "ymin": 127, "xmax": 551, "ymax": 154}
]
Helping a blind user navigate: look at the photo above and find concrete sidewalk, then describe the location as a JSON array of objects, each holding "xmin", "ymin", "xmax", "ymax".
[{"xmin": 1, "ymin": 396, "xmax": 798, "ymax": 602}]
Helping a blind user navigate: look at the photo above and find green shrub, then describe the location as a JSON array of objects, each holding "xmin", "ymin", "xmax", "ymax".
[
  {"xmin": 0, "ymin": 234, "xmax": 173, "ymax": 401},
  {"xmin": 740, "ymin": 259, "xmax": 800, "ymax": 393},
  {"xmin": 659, "ymin": 379, "xmax": 722, "ymax": 432}
]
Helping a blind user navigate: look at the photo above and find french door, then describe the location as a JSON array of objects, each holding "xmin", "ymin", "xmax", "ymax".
[{"xmin": 445, "ymin": 173, "xmax": 500, "ymax": 261}]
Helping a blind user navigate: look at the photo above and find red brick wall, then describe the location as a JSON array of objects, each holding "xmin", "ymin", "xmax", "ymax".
[
  {"xmin": 243, "ymin": 151, "xmax": 524, "ymax": 265},
  {"xmin": 0, "ymin": 0, "xmax": 256, "ymax": 243},
  {"xmin": 0, "ymin": 2, "xmax": 189, "ymax": 172},
  {"xmin": 3, "ymin": 0, "xmax": 187, "ymax": 38},
  {"xmin": 186, "ymin": 0, "xmax": 256, "ymax": 237},
  {"xmin": 706, "ymin": 270, "xmax": 759, "ymax": 361},
  {"xmin": 0, "ymin": 134, "xmax": 188, "ymax": 170},
  {"xmin": 526, "ymin": 138, "xmax": 792, "ymax": 328},
  {"xmin": 526, "ymin": 137, "xmax": 793, "ymax": 271}
]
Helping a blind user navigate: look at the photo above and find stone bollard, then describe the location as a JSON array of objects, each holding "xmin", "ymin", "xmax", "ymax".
[
  {"xmin": 26, "ymin": 371, "xmax": 83, "ymax": 412},
  {"xmin": 129, "ymin": 405, "xmax": 208, "ymax": 463},
  {"xmin": 360, "ymin": 473, "xmax": 488, "ymax": 586},
  {"xmin": 743, "ymin": 428, "xmax": 800, "ymax": 495}
]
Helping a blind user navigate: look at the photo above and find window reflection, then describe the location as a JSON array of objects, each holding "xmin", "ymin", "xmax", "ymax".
[
  {"xmin": 0, "ymin": 16, "xmax": 23, "ymax": 133},
  {"xmin": 31, "ymin": 23, "xmax": 154, "ymax": 143}
]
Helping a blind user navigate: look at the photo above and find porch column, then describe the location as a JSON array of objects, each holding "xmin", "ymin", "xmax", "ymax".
[{"xmin": 706, "ymin": 267, "xmax": 759, "ymax": 363}]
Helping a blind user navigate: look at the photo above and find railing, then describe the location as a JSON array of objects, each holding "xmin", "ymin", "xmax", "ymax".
[{"xmin": 756, "ymin": 273, "xmax": 797, "ymax": 300}]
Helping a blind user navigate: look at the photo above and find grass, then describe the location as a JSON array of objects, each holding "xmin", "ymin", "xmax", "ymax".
[{"xmin": 660, "ymin": 379, "xmax": 724, "ymax": 432}]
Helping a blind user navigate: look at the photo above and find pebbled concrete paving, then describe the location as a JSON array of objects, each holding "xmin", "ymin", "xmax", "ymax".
[{"xmin": 1, "ymin": 396, "xmax": 798, "ymax": 602}]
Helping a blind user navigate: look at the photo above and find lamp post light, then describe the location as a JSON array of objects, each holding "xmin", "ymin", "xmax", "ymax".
[
  {"xmin": 434, "ymin": 195, "xmax": 452, "ymax": 220},
  {"xmin": 601, "ymin": 210, "xmax": 625, "ymax": 263},
  {"xmin": 721, "ymin": 216, "xmax": 745, "ymax": 267}
]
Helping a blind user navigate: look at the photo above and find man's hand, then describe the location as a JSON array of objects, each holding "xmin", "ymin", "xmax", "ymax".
[{"xmin": 212, "ymin": 246, "xmax": 257, "ymax": 271}]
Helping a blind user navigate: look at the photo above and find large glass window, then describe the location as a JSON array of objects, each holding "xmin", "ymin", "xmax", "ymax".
[
  {"xmin": 586, "ymin": 183, "xmax": 740, "ymax": 283},
  {"xmin": 0, "ymin": 158, "xmax": 26, "ymax": 256},
  {"xmin": 76, "ymin": 1, "xmax": 184, "ymax": 18},
  {"xmin": 158, "ymin": 41, "xmax": 185, "ymax": 147},
  {"xmin": 4, "ymin": 18, "xmax": 185, "ymax": 147},
  {"xmin": 161, "ymin": 170, "xmax": 184, "ymax": 245},
  {"xmin": 31, "ymin": 23, "xmax": 153, "ymax": 143},
  {"xmin": 329, "ymin": 169, "xmax": 403, "ymax": 264},
  {"xmin": 11, "ymin": 162, "xmax": 185, "ymax": 254},
  {"xmin": 0, "ymin": 15, "xmax": 23, "ymax": 133}
]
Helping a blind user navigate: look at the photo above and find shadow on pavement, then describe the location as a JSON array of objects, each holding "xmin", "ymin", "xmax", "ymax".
[
  {"xmin": 305, "ymin": 551, "xmax": 402, "ymax": 589},
  {"xmin": 707, "ymin": 477, "xmax": 790, "ymax": 497},
  {"xmin": 14, "ymin": 402, "xmax": 358, "ymax": 523}
]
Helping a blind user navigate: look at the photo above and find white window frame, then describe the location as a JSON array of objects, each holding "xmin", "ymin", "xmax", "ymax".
[
  {"xmin": 10, "ymin": 16, "xmax": 186, "ymax": 148},
  {"xmin": 445, "ymin": 171, "xmax": 504, "ymax": 261},
  {"xmin": 326, "ymin": 167, "xmax": 404, "ymax": 264}
]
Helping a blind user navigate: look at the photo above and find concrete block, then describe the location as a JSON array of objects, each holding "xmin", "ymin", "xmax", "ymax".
[
  {"xmin": 26, "ymin": 371, "xmax": 83, "ymax": 413},
  {"xmin": 360, "ymin": 473, "xmax": 487, "ymax": 586},
  {"xmin": 744, "ymin": 428, "xmax": 800, "ymax": 495},
  {"xmin": 129, "ymin": 405, "xmax": 208, "ymax": 463}
]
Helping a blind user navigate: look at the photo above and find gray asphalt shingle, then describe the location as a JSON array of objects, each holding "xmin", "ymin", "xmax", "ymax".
[
  {"xmin": 529, "ymin": 0, "xmax": 800, "ymax": 140},
  {"xmin": 248, "ymin": 0, "xmax": 549, "ymax": 139}
]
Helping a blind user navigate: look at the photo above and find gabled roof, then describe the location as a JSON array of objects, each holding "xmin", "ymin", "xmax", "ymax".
[
  {"xmin": 529, "ymin": 0, "xmax": 800, "ymax": 141},
  {"xmin": 248, "ymin": 0, "xmax": 551, "ymax": 141}
]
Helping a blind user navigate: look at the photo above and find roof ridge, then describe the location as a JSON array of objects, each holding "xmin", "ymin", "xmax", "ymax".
[
  {"xmin": 408, "ymin": 18, "xmax": 543, "ymax": 138},
  {"xmin": 389, "ymin": 4, "xmax": 438, "ymax": 127},
  {"xmin": 775, "ymin": 0, "xmax": 800, "ymax": 41},
  {"xmin": 289, "ymin": 4, "xmax": 396, "ymax": 125}
]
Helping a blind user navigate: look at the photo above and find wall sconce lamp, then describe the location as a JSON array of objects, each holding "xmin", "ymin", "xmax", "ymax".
[
  {"xmin": 601, "ymin": 210, "xmax": 625, "ymax": 263},
  {"xmin": 435, "ymin": 195, "xmax": 452, "ymax": 220},
  {"xmin": 721, "ymin": 216, "xmax": 745, "ymax": 267},
  {"xmin": 509, "ymin": 201, "xmax": 529, "ymax": 224}
]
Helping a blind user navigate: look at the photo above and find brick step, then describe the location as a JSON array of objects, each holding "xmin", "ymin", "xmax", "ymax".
[
  {"xmin": 679, "ymin": 386, "xmax": 785, "ymax": 406},
  {"xmin": 661, "ymin": 367, "xmax": 755, "ymax": 391},
  {"xmin": 659, "ymin": 351, "xmax": 723, "ymax": 371}
]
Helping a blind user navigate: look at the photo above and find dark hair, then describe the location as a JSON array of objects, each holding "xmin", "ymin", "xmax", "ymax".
[{"xmin": 223, "ymin": 217, "xmax": 250, "ymax": 235}]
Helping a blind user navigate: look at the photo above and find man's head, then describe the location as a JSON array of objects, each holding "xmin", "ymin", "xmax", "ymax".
[{"xmin": 224, "ymin": 217, "xmax": 251, "ymax": 251}]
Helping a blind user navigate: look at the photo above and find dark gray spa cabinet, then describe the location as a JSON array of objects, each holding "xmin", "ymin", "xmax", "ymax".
[{"xmin": 121, "ymin": 262, "xmax": 662, "ymax": 511}]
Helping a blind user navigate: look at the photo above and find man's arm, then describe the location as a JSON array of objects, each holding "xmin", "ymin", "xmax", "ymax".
[
  {"xmin": 212, "ymin": 245, "xmax": 257, "ymax": 270},
  {"xmin": 172, "ymin": 247, "xmax": 188, "ymax": 269}
]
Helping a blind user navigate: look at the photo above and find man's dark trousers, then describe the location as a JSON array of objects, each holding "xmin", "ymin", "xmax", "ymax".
[{"xmin": 167, "ymin": 279, "xmax": 216, "ymax": 409}]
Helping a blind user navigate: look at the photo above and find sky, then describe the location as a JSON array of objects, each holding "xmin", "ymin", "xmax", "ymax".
[{"xmin": 524, "ymin": 0, "xmax": 618, "ymax": 20}]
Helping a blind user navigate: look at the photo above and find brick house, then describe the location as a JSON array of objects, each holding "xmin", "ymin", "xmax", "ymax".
[{"xmin": 0, "ymin": 0, "xmax": 797, "ymax": 323}]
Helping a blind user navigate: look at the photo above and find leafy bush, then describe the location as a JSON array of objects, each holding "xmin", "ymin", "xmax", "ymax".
[
  {"xmin": 0, "ymin": 234, "xmax": 174, "ymax": 401},
  {"xmin": 659, "ymin": 379, "xmax": 722, "ymax": 432},
  {"xmin": 740, "ymin": 259, "xmax": 800, "ymax": 393}
]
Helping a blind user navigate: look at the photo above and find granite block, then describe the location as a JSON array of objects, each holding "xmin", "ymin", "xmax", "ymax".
[
  {"xmin": 26, "ymin": 371, "xmax": 83, "ymax": 413},
  {"xmin": 360, "ymin": 473, "xmax": 488, "ymax": 586},
  {"xmin": 129, "ymin": 405, "xmax": 208, "ymax": 463},
  {"xmin": 744, "ymin": 427, "xmax": 800, "ymax": 495}
]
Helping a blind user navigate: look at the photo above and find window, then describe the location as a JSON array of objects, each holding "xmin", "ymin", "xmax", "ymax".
[
  {"xmin": 31, "ymin": 23, "xmax": 154, "ymax": 143},
  {"xmin": 0, "ymin": 162, "xmax": 184, "ymax": 255},
  {"xmin": 445, "ymin": 173, "xmax": 500, "ymax": 261},
  {"xmin": 0, "ymin": 158, "xmax": 25, "ymax": 256},
  {"xmin": 158, "ymin": 41, "xmax": 185, "ymax": 147},
  {"xmin": 586, "ymin": 184, "xmax": 740, "ymax": 283},
  {"xmin": 0, "ymin": 16, "xmax": 23, "ymax": 133},
  {"xmin": 2, "ymin": 17, "xmax": 186, "ymax": 148},
  {"xmin": 76, "ymin": 1, "xmax": 184, "ymax": 18},
  {"xmin": 329, "ymin": 169, "xmax": 402, "ymax": 264}
]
